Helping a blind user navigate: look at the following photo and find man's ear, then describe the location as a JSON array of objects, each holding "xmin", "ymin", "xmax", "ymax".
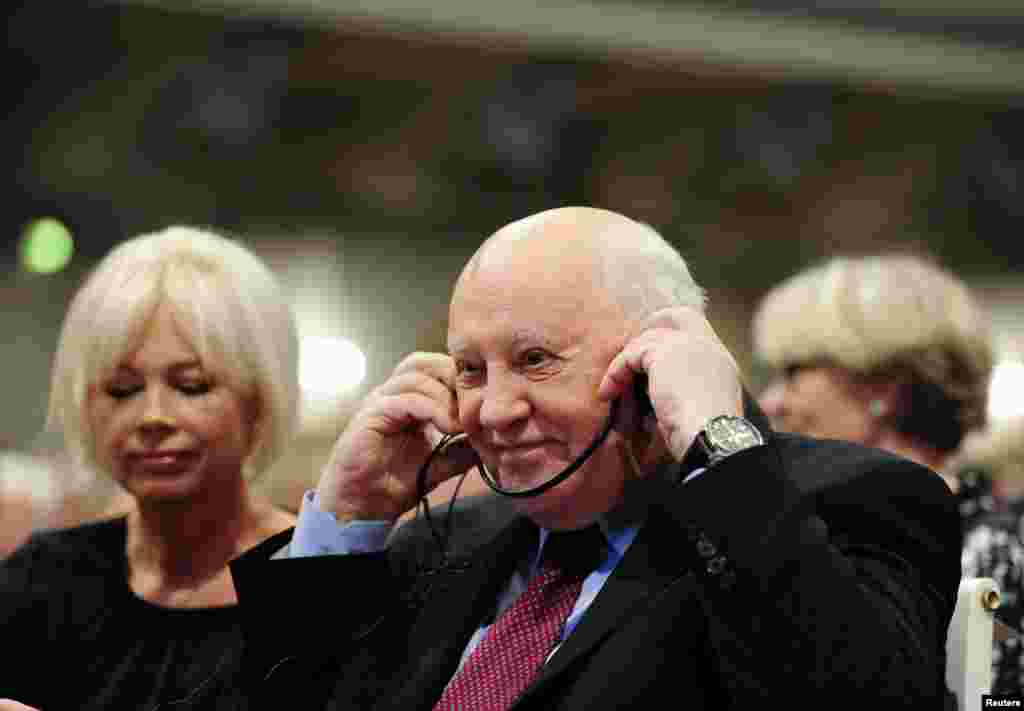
[
  {"xmin": 614, "ymin": 377, "xmax": 654, "ymax": 436},
  {"xmin": 624, "ymin": 407, "xmax": 669, "ymax": 478},
  {"xmin": 632, "ymin": 373, "xmax": 655, "ymax": 420}
]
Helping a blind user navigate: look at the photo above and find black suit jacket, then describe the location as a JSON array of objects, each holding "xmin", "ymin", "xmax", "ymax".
[{"xmin": 230, "ymin": 430, "xmax": 961, "ymax": 709}]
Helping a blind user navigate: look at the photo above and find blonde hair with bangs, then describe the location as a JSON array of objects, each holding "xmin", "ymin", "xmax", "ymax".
[{"xmin": 48, "ymin": 226, "xmax": 299, "ymax": 479}]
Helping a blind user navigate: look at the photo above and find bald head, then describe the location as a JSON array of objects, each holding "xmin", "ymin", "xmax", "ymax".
[
  {"xmin": 471, "ymin": 207, "xmax": 635, "ymax": 269},
  {"xmin": 458, "ymin": 207, "xmax": 705, "ymax": 325}
]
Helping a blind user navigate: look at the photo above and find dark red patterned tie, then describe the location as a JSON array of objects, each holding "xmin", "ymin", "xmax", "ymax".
[{"xmin": 432, "ymin": 526, "xmax": 604, "ymax": 711}]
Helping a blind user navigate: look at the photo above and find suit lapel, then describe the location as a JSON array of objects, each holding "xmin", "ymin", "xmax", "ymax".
[
  {"xmin": 385, "ymin": 516, "xmax": 538, "ymax": 711},
  {"xmin": 514, "ymin": 505, "xmax": 690, "ymax": 707},
  {"xmin": 512, "ymin": 393, "xmax": 767, "ymax": 706}
]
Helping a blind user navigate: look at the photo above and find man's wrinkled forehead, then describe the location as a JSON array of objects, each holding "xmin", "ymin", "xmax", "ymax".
[{"xmin": 447, "ymin": 268, "xmax": 593, "ymax": 349}]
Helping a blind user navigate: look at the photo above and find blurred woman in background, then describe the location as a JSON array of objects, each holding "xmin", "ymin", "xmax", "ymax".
[
  {"xmin": 752, "ymin": 254, "xmax": 992, "ymax": 492},
  {"xmin": 751, "ymin": 253, "xmax": 1021, "ymax": 694},
  {"xmin": 955, "ymin": 416, "xmax": 1024, "ymax": 694},
  {"xmin": 0, "ymin": 450, "xmax": 62, "ymax": 558},
  {"xmin": 0, "ymin": 226, "xmax": 301, "ymax": 709}
]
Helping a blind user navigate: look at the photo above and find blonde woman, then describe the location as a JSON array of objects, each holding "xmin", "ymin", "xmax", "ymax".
[
  {"xmin": 753, "ymin": 254, "xmax": 992, "ymax": 489},
  {"xmin": 0, "ymin": 226, "xmax": 300, "ymax": 709},
  {"xmin": 957, "ymin": 417, "xmax": 1024, "ymax": 694},
  {"xmin": 753, "ymin": 255, "xmax": 997, "ymax": 703}
]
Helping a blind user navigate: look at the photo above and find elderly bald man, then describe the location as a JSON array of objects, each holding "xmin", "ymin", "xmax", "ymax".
[{"xmin": 231, "ymin": 207, "xmax": 960, "ymax": 710}]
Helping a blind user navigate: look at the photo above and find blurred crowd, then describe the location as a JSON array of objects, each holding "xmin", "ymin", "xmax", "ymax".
[{"xmin": 0, "ymin": 447, "xmax": 131, "ymax": 558}]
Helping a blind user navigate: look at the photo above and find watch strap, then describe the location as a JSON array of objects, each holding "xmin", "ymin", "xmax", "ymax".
[
  {"xmin": 680, "ymin": 415, "xmax": 763, "ymax": 477},
  {"xmin": 680, "ymin": 430, "xmax": 711, "ymax": 476}
]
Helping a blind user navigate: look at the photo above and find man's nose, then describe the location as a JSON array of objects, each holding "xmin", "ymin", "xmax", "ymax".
[{"xmin": 478, "ymin": 374, "xmax": 530, "ymax": 431}]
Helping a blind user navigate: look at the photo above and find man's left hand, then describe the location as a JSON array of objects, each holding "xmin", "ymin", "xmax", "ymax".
[{"xmin": 598, "ymin": 307, "xmax": 743, "ymax": 461}]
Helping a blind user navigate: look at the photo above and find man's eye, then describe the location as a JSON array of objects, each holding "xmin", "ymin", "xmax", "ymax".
[
  {"xmin": 455, "ymin": 361, "xmax": 484, "ymax": 383},
  {"xmin": 522, "ymin": 349, "xmax": 550, "ymax": 367}
]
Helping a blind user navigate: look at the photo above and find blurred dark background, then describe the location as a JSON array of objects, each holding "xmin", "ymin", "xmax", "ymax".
[{"xmin": 3, "ymin": 0, "xmax": 1023, "ymax": 501}]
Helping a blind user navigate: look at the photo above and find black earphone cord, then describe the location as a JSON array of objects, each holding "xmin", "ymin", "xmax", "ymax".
[{"xmin": 415, "ymin": 398, "xmax": 621, "ymax": 558}]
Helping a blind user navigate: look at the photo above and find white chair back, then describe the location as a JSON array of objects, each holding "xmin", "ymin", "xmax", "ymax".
[{"xmin": 946, "ymin": 577, "xmax": 1000, "ymax": 711}]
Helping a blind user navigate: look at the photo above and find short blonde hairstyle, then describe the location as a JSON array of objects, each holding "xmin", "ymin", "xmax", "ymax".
[
  {"xmin": 48, "ymin": 226, "xmax": 300, "ymax": 479},
  {"xmin": 753, "ymin": 255, "xmax": 992, "ymax": 446},
  {"xmin": 953, "ymin": 416, "xmax": 1024, "ymax": 484}
]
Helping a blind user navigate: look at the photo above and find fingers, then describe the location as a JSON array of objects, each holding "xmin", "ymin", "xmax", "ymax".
[
  {"xmin": 391, "ymin": 351, "xmax": 457, "ymax": 390},
  {"xmin": 317, "ymin": 351, "xmax": 467, "ymax": 523},
  {"xmin": 426, "ymin": 433, "xmax": 480, "ymax": 488},
  {"xmin": 364, "ymin": 353, "xmax": 461, "ymax": 435},
  {"xmin": 371, "ymin": 391, "xmax": 460, "ymax": 438},
  {"xmin": 375, "ymin": 369, "xmax": 453, "ymax": 403},
  {"xmin": 597, "ymin": 329, "xmax": 666, "ymax": 401},
  {"xmin": 641, "ymin": 307, "xmax": 738, "ymax": 368},
  {"xmin": 637, "ymin": 305, "xmax": 706, "ymax": 333},
  {"xmin": 599, "ymin": 308, "xmax": 709, "ymax": 400},
  {"xmin": 599, "ymin": 307, "xmax": 734, "ymax": 398}
]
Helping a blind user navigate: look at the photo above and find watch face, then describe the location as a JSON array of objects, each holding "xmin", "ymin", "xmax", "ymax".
[{"xmin": 706, "ymin": 416, "xmax": 763, "ymax": 454}]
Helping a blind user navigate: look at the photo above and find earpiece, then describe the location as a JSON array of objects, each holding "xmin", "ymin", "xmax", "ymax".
[
  {"xmin": 633, "ymin": 373, "xmax": 654, "ymax": 420},
  {"xmin": 868, "ymin": 399, "xmax": 886, "ymax": 418}
]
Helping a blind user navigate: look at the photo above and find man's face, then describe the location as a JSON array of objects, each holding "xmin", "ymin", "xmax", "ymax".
[{"xmin": 447, "ymin": 235, "xmax": 632, "ymax": 530}]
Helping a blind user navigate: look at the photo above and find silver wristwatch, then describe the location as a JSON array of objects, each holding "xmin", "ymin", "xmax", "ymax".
[{"xmin": 683, "ymin": 415, "xmax": 764, "ymax": 471}]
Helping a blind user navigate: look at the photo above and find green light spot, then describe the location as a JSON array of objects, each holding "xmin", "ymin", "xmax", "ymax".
[{"xmin": 21, "ymin": 218, "xmax": 74, "ymax": 274}]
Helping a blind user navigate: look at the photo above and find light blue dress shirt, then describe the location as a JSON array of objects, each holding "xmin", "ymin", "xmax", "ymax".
[{"xmin": 290, "ymin": 490, "xmax": 641, "ymax": 662}]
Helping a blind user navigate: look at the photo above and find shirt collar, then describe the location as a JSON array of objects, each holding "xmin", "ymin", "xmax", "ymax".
[{"xmin": 530, "ymin": 516, "xmax": 640, "ymax": 577}]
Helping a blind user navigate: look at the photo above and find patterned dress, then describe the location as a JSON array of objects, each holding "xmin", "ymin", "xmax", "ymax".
[{"xmin": 960, "ymin": 469, "xmax": 1024, "ymax": 695}]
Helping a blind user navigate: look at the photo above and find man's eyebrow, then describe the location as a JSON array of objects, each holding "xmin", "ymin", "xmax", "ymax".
[
  {"xmin": 447, "ymin": 329, "xmax": 554, "ymax": 355},
  {"xmin": 511, "ymin": 328, "xmax": 553, "ymax": 348}
]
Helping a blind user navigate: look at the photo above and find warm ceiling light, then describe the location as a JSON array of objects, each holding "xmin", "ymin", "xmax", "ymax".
[
  {"xmin": 990, "ymin": 360, "xmax": 1024, "ymax": 420},
  {"xmin": 300, "ymin": 336, "xmax": 367, "ymax": 399}
]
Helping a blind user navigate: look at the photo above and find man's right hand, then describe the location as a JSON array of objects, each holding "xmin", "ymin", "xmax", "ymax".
[{"xmin": 315, "ymin": 352, "xmax": 476, "ymax": 524}]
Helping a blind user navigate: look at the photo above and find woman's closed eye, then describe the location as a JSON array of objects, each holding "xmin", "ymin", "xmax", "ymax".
[
  {"xmin": 102, "ymin": 377, "xmax": 212, "ymax": 399},
  {"xmin": 105, "ymin": 382, "xmax": 141, "ymax": 399},
  {"xmin": 175, "ymin": 380, "xmax": 212, "ymax": 396}
]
